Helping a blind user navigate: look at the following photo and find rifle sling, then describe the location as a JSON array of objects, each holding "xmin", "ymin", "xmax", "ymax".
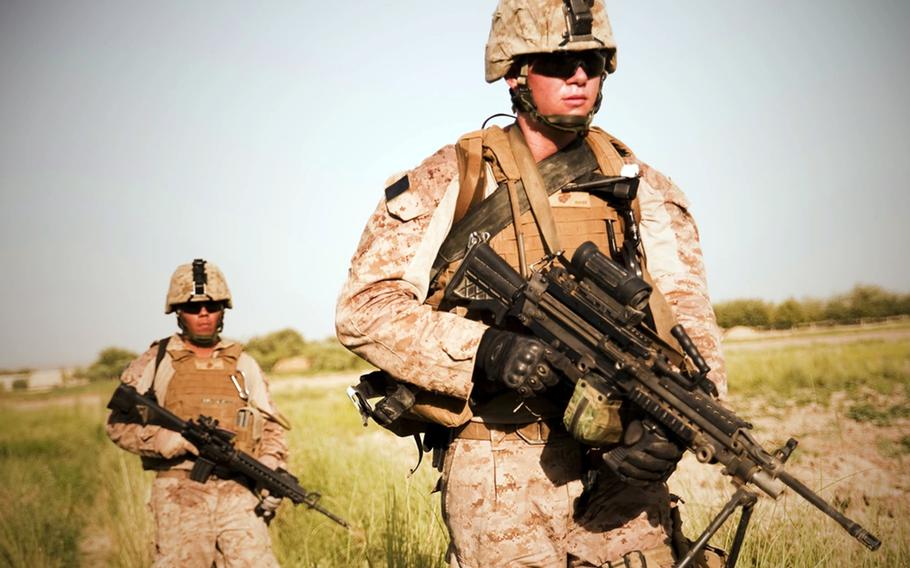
[
  {"xmin": 143, "ymin": 336, "xmax": 172, "ymax": 399},
  {"xmin": 431, "ymin": 137, "xmax": 600, "ymax": 281},
  {"xmin": 507, "ymin": 125, "xmax": 562, "ymax": 256}
]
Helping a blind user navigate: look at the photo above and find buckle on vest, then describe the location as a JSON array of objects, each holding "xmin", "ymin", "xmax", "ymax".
[{"xmin": 229, "ymin": 371, "xmax": 249, "ymax": 401}]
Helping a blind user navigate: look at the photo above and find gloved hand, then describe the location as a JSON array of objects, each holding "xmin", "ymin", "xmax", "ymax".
[
  {"xmin": 604, "ymin": 420, "xmax": 684, "ymax": 486},
  {"xmin": 153, "ymin": 430, "xmax": 198, "ymax": 459},
  {"xmin": 475, "ymin": 328, "xmax": 559, "ymax": 398}
]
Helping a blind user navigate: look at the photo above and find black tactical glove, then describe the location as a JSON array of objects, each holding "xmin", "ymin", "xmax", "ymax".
[
  {"xmin": 474, "ymin": 328, "xmax": 559, "ymax": 398},
  {"xmin": 603, "ymin": 419, "xmax": 684, "ymax": 486}
]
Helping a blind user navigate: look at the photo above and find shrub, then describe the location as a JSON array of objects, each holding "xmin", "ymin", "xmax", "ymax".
[
  {"xmin": 245, "ymin": 329, "xmax": 368, "ymax": 374},
  {"xmin": 244, "ymin": 328, "xmax": 308, "ymax": 372},
  {"xmin": 79, "ymin": 347, "xmax": 138, "ymax": 382},
  {"xmin": 714, "ymin": 299, "xmax": 773, "ymax": 329}
]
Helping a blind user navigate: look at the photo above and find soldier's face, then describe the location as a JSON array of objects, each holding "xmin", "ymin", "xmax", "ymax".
[
  {"xmin": 509, "ymin": 54, "xmax": 602, "ymax": 118},
  {"xmin": 178, "ymin": 303, "xmax": 223, "ymax": 337}
]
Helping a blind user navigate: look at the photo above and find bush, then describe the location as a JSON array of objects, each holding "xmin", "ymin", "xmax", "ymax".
[
  {"xmin": 79, "ymin": 347, "xmax": 138, "ymax": 382},
  {"xmin": 714, "ymin": 299, "xmax": 773, "ymax": 329},
  {"xmin": 12, "ymin": 379, "xmax": 28, "ymax": 391},
  {"xmin": 245, "ymin": 329, "xmax": 369, "ymax": 374},
  {"xmin": 244, "ymin": 328, "xmax": 308, "ymax": 372},
  {"xmin": 771, "ymin": 298, "xmax": 804, "ymax": 329}
]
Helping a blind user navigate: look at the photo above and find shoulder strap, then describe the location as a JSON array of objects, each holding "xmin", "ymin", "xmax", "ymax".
[
  {"xmin": 454, "ymin": 131, "xmax": 485, "ymax": 224},
  {"xmin": 143, "ymin": 336, "xmax": 171, "ymax": 398},
  {"xmin": 453, "ymin": 126, "xmax": 526, "ymax": 226},
  {"xmin": 432, "ymin": 137, "xmax": 600, "ymax": 280},
  {"xmin": 154, "ymin": 336, "xmax": 171, "ymax": 376},
  {"xmin": 507, "ymin": 125, "xmax": 561, "ymax": 255},
  {"xmin": 586, "ymin": 127, "xmax": 633, "ymax": 174}
]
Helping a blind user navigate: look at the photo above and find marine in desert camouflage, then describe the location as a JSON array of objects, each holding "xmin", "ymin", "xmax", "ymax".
[
  {"xmin": 337, "ymin": 1, "xmax": 725, "ymax": 566},
  {"xmin": 106, "ymin": 259, "xmax": 288, "ymax": 567}
]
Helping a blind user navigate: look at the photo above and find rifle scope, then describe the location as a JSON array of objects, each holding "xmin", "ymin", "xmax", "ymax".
[{"xmin": 571, "ymin": 241, "xmax": 651, "ymax": 311}]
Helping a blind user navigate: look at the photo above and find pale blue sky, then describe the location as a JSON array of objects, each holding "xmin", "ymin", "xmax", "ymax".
[{"xmin": 1, "ymin": 1, "xmax": 909, "ymax": 368}]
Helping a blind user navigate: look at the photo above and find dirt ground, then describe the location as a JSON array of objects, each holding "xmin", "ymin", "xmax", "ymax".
[{"xmin": 672, "ymin": 392, "xmax": 910, "ymax": 509}]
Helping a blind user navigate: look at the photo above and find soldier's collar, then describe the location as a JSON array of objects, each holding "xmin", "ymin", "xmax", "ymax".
[{"xmin": 169, "ymin": 334, "xmax": 239, "ymax": 360}]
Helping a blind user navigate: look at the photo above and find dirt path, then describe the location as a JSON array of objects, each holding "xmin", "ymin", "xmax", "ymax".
[{"xmin": 724, "ymin": 326, "xmax": 910, "ymax": 351}]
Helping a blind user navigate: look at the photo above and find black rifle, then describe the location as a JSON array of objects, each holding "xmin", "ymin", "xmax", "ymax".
[
  {"xmin": 444, "ymin": 239, "xmax": 880, "ymax": 567},
  {"xmin": 107, "ymin": 383, "xmax": 349, "ymax": 529}
]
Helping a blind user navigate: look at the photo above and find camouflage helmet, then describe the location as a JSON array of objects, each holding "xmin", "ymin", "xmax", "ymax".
[
  {"xmin": 485, "ymin": 0, "xmax": 617, "ymax": 84},
  {"xmin": 164, "ymin": 259, "xmax": 233, "ymax": 314}
]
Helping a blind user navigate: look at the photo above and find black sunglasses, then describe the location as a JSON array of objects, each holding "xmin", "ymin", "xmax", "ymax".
[
  {"xmin": 177, "ymin": 301, "xmax": 224, "ymax": 314},
  {"xmin": 530, "ymin": 52, "xmax": 606, "ymax": 79}
]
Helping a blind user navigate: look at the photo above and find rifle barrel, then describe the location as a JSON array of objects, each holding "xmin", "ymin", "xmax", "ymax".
[{"xmin": 777, "ymin": 472, "xmax": 881, "ymax": 550}]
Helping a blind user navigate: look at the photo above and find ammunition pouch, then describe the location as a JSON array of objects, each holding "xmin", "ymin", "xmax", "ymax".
[{"xmin": 563, "ymin": 376, "xmax": 623, "ymax": 446}]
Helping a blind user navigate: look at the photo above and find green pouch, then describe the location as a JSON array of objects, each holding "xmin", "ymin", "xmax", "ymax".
[{"xmin": 563, "ymin": 377, "xmax": 623, "ymax": 446}]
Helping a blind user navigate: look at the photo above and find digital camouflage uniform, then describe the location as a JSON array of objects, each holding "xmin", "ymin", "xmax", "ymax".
[
  {"xmin": 337, "ymin": 141, "xmax": 725, "ymax": 567},
  {"xmin": 107, "ymin": 334, "xmax": 288, "ymax": 567},
  {"xmin": 336, "ymin": 2, "xmax": 725, "ymax": 566}
]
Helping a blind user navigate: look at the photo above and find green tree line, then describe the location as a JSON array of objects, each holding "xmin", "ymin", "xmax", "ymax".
[
  {"xmin": 714, "ymin": 284, "xmax": 910, "ymax": 329},
  {"xmin": 71, "ymin": 284, "xmax": 910, "ymax": 381},
  {"xmin": 73, "ymin": 330, "xmax": 367, "ymax": 383}
]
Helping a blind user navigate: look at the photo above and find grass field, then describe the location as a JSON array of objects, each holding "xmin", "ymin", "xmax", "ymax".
[{"xmin": 1, "ymin": 325, "xmax": 907, "ymax": 567}]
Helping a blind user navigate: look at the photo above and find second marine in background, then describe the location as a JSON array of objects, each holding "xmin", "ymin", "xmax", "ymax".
[{"xmin": 107, "ymin": 259, "xmax": 289, "ymax": 567}]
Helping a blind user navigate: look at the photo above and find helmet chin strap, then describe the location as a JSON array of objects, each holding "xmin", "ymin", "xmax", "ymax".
[
  {"xmin": 177, "ymin": 313, "xmax": 224, "ymax": 348},
  {"xmin": 509, "ymin": 61, "xmax": 604, "ymax": 135}
]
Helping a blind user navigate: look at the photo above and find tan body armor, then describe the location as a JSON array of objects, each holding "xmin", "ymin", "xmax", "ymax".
[
  {"xmin": 164, "ymin": 343, "xmax": 262, "ymax": 456},
  {"xmin": 430, "ymin": 125, "xmax": 682, "ymax": 344},
  {"xmin": 420, "ymin": 125, "xmax": 686, "ymax": 426}
]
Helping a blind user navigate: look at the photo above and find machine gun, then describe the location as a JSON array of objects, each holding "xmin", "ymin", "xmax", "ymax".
[
  {"xmin": 107, "ymin": 383, "xmax": 350, "ymax": 529},
  {"xmin": 443, "ymin": 238, "xmax": 880, "ymax": 567}
]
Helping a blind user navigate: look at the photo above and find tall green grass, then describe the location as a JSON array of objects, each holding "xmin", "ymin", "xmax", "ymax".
[
  {"xmin": 0, "ymin": 403, "xmax": 111, "ymax": 566},
  {"xmin": 726, "ymin": 340, "xmax": 910, "ymax": 404},
  {"xmin": 0, "ymin": 334, "xmax": 907, "ymax": 566},
  {"xmin": 269, "ymin": 384, "xmax": 448, "ymax": 567},
  {"xmin": 670, "ymin": 473, "xmax": 909, "ymax": 568}
]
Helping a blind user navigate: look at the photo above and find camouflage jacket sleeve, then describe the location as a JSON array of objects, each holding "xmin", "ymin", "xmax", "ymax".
[
  {"xmin": 636, "ymin": 161, "xmax": 728, "ymax": 398},
  {"xmin": 105, "ymin": 345, "xmax": 173, "ymax": 456},
  {"xmin": 238, "ymin": 353, "xmax": 289, "ymax": 470},
  {"xmin": 336, "ymin": 146, "xmax": 488, "ymax": 400}
]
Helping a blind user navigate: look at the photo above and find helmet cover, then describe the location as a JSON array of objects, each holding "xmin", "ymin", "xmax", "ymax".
[
  {"xmin": 164, "ymin": 259, "xmax": 233, "ymax": 314},
  {"xmin": 485, "ymin": 0, "xmax": 617, "ymax": 83}
]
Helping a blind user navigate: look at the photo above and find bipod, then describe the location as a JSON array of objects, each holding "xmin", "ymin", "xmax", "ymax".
[{"xmin": 676, "ymin": 486, "xmax": 758, "ymax": 568}]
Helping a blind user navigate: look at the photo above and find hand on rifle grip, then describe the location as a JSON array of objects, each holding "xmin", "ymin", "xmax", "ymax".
[
  {"xmin": 604, "ymin": 420, "xmax": 683, "ymax": 486},
  {"xmin": 475, "ymin": 328, "xmax": 559, "ymax": 398}
]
